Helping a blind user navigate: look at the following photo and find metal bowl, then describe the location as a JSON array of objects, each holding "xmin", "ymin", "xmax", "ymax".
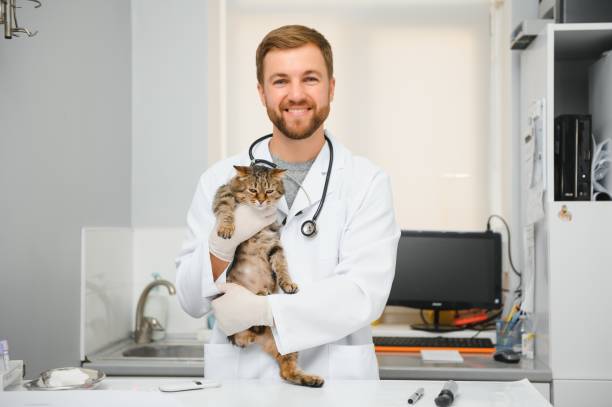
[{"xmin": 24, "ymin": 367, "xmax": 106, "ymax": 391}]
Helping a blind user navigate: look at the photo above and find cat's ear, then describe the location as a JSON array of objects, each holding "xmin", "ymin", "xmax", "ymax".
[
  {"xmin": 233, "ymin": 165, "xmax": 251, "ymax": 177},
  {"xmin": 271, "ymin": 168, "xmax": 286, "ymax": 180}
]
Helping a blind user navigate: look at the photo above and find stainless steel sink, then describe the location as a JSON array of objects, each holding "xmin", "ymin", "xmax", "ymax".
[
  {"xmin": 90, "ymin": 338, "xmax": 205, "ymax": 361},
  {"xmin": 84, "ymin": 337, "xmax": 206, "ymax": 376},
  {"xmin": 122, "ymin": 344, "xmax": 203, "ymax": 358}
]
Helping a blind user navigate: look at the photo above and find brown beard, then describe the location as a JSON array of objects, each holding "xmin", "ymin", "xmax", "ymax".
[{"xmin": 266, "ymin": 101, "xmax": 330, "ymax": 140}]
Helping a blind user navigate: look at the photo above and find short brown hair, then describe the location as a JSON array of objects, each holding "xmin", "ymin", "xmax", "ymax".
[{"xmin": 256, "ymin": 25, "xmax": 333, "ymax": 84}]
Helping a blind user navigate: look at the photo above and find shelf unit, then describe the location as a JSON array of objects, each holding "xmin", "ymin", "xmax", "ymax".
[{"xmin": 520, "ymin": 23, "xmax": 612, "ymax": 407}]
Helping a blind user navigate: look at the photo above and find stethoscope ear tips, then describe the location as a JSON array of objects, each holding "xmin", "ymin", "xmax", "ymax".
[{"xmin": 301, "ymin": 220, "xmax": 317, "ymax": 237}]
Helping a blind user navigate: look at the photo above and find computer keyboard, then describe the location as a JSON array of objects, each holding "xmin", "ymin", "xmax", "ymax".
[{"xmin": 373, "ymin": 336, "xmax": 495, "ymax": 354}]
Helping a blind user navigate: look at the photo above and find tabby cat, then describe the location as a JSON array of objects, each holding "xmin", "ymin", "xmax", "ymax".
[{"xmin": 212, "ymin": 164, "xmax": 325, "ymax": 388}]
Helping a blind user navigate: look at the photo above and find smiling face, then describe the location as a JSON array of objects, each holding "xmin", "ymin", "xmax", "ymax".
[{"xmin": 257, "ymin": 43, "xmax": 335, "ymax": 140}]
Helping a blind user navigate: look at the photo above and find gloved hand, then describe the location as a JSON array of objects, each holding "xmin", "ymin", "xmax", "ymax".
[
  {"xmin": 208, "ymin": 204, "xmax": 277, "ymax": 262},
  {"xmin": 211, "ymin": 283, "xmax": 273, "ymax": 336}
]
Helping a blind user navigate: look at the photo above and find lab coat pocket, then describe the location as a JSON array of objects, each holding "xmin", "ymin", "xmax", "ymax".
[
  {"xmin": 328, "ymin": 344, "xmax": 379, "ymax": 379},
  {"xmin": 204, "ymin": 343, "xmax": 239, "ymax": 379}
]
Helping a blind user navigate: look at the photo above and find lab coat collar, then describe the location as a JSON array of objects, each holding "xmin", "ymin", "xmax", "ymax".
[{"xmin": 250, "ymin": 130, "xmax": 346, "ymax": 220}]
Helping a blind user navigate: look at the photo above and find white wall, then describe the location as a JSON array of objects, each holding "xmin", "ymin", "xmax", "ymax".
[
  {"xmin": 0, "ymin": 0, "xmax": 213, "ymax": 377},
  {"xmin": 0, "ymin": 0, "xmax": 132, "ymax": 378},
  {"xmin": 219, "ymin": 0, "xmax": 493, "ymax": 231},
  {"xmin": 510, "ymin": 0, "xmax": 541, "ymax": 344},
  {"xmin": 131, "ymin": 0, "xmax": 208, "ymax": 227}
]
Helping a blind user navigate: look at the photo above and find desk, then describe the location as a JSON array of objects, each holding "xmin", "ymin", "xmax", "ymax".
[
  {"xmin": 373, "ymin": 324, "xmax": 552, "ymax": 401},
  {"xmin": 378, "ymin": 353, "xmax": 551, "ymax": 382},
  {"xmin": 3, "ymin": 377, "xmax": 552, "ymax": 407}
]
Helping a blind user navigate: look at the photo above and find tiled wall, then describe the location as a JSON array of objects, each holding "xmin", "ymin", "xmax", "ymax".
[
  {"xmin": 81, "ymin": 228, "xmax": 133, "ymax": 358},
  {"xmin": 81, "ymin": 227, "xmax": 204, "ymax": 358},
  {"xmin": 131, "ymin": 228, "xmax": 204, "ymax": 335}
]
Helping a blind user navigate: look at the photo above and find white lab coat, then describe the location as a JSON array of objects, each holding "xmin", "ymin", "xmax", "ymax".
[{"xmin": 175, "ymin": 134, "xmax": 400, "ymax": 381}]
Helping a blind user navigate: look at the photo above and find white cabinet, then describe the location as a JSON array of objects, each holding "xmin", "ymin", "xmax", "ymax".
[
  {"xmin": 552, "ymin": 380, "xmax": 612, "ymax": 407},
  {"xmin": 520, "ymin": 23, "xmax": 612, "ymax": 406},
  {"xmin": 548, "ymin": 202, "xmax": 612, "ymax": 380}
]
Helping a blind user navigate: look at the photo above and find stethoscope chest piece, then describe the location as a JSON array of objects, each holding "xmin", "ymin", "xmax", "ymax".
[
  {"xmin": 301, "ymin": 220, "xmax": 317, "ymax": 237},
  {"xmin": 249, "ymin": 132, "xmax": 333, "ymax": 239}
]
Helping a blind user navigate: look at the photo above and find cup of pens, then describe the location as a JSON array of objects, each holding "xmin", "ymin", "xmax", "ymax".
[{"xmin": 496, "ymin": 311, "xmax": 523, "ymax": 352}]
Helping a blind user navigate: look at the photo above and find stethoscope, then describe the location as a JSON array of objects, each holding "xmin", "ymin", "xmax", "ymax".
[{"xmin": 248, "ymin": 133, "xmax": 334, "ymax": 237}]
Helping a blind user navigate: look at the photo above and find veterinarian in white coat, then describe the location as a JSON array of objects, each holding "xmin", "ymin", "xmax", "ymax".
[{"xmin": 175, "ymin": 25, "xmax": 400, "ymax": 381}]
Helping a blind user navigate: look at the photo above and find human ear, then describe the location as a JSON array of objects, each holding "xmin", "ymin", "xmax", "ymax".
[{"xmin": 257, "ymin": 82, "xmax": 266, "ymax": 107}]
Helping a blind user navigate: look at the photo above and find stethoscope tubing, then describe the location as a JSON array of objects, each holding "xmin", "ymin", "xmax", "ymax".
[{"xmin": 248, "ymin": 133, "xmax": 333, "ymax": 237}]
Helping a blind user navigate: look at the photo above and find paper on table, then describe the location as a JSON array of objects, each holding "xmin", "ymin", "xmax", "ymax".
[
  {"xmin": 0, "ymin": 390, "xmax": 185, "ymax": 407},
  {"xmin": 420, "ymin": 350, "xmax": 464, "ymax": 363}
]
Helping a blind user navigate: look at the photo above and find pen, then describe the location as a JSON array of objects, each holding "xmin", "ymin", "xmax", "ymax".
[
  {"xmin": 407, "ymin": 387, "xmax": 424, "ymax": 405},
  {"xmin": 502, "ymin": 305, "xmax": 520, "ymax": 335},
  {"xmin": 507, "ymin": 310, "xmax": 524, "ymax": 332},
  {"xmin": 504, "ymin": 304, "xmax": 518, "ymax": 324}
]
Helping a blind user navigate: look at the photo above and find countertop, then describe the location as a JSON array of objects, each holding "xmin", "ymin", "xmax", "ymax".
[
  {"xmin": 378, "ymin": 353, "xmax": 551, "ymax": 382},
  {"xmin": 86, "ymin": 351, "xmax": 552, "ymax": 383},
  {"xmin": 3, "ymin": 376, "xmax": 552, "ymax": 407},
  {"xmin": 84, "ymin": 326, "xmax": 552, "ymax": 383}
]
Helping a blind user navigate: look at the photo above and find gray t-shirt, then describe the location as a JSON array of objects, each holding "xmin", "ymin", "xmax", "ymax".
[{"xmin": 271, "ymin": 154, "xmax": 315, "ymax": 209}]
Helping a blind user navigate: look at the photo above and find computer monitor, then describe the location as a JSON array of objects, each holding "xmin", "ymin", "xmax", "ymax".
[{"xmin": 388, "ymin": 230, "xmax": 502, "ymax": 331}]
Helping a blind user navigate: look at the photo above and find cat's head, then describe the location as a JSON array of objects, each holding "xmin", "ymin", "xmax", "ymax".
[{"xmin": 230, "ymin": 165, "xmax": 286, "ymax": 208}]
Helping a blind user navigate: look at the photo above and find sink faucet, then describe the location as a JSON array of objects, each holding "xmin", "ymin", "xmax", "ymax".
[{"xmin": 134, "ymin": 279, "xmax": 176, "ymax": 344}]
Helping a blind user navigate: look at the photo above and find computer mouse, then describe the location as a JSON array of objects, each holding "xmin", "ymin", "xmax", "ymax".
[{"xmin": 493, "ymin": 349, "xmax": 521, "ymax": 363}]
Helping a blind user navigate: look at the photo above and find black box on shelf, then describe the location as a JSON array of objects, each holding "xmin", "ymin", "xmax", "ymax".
[
  {"xmin": 554, "ymin": 0, "xmax": 612, "ymax": 23},
  {"xmin": 554, "ymin": 115, "xmax": 592, "ymax": 201}
]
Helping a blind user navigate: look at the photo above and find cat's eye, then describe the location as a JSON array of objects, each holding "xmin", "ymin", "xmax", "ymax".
[
  {"xmin": 266, "ymin": 189, "xmax": 274, "ymax": 194},
  {"xmin": 248, "ymin": 188, "xmax": 257, "ymax": 194}
]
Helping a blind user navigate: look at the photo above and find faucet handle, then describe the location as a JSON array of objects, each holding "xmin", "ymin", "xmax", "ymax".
[
  {"xmin": 147, "ymin": 317, "xmax": 165, "ymax": 331},
  {"xmin": 134, "ymin": 317, "xmax": 164, "ymax": 344}
]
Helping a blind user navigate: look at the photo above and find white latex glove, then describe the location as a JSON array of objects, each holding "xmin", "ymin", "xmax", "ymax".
[
  {"xmin": 209, "ymin": 204, "xmax": 277, "ymax": 262},
  {"xmin": 211, "ymin": 283, "xmax": 273, "ymax": 336}
]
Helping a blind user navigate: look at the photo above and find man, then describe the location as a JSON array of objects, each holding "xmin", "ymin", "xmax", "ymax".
[{"xmin": 176, "ymin": 25, "xmax": 400, "ymax": 380}]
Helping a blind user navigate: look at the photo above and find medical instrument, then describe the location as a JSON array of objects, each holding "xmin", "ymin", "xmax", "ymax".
[
  {"xmin": 159, "ymin": 380, "xmax": 221, "ymax": 392},
  {"xmin": 24, "ymin": 367, "xmax": 105, "ymax": 390},
  {"xmin": 434, "ymin": 381, "xmax": 458, "ymax": 407},
  {"xmin": 248, "ymin": 133, "xmax": 334, "ymax": 237},
  {"xmin": 407, "ymin": 387, "xmax": 424, "ymax": 405}
]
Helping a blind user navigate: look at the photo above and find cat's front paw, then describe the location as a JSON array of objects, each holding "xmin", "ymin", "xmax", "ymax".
[
  {"xmin": 217, "ymin": 223, "xmax": 235, "ymax": 239},
  {"xmin": 280, "ymin": 281, "xmax": 299, "ymax": 294}
]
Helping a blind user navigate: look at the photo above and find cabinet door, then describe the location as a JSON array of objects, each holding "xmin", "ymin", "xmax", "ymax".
[
  {"xmin": 548, "ymin": 202, "xmax": 612, "ymax": 380},
  {"xmin": 553, "ymin": 379, "xmax": 612, "ymax": 407}
]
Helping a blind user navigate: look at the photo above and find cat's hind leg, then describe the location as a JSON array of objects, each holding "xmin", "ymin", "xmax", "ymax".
[
  {"xmin": 256, "ymin": 328, "xmax": 324, "ymax": 388},
  {"xmin": 228, "ymin": 330, "xmax": 257, "ymax": 348}
]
